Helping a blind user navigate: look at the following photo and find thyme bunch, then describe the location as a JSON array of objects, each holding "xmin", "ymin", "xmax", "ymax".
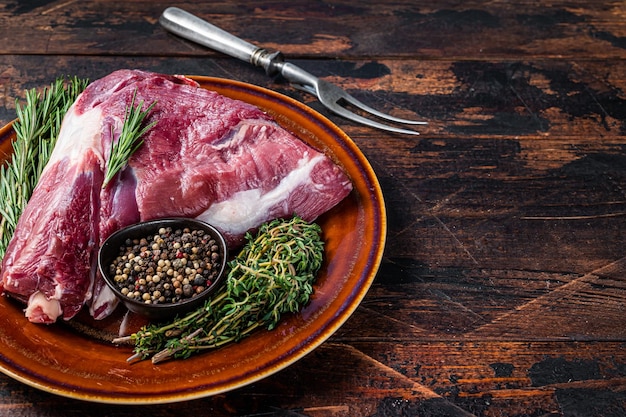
[
  {"xmin": 102, "ymin": 90, "xmax": 156, "ymax": 188},
  {"xmin": 115, "ymin": 216, "xmax": 324, "ymax": 364},
  {"xmin": 0, "ymin": 76, "xmax": 88, "ymax": 258}
]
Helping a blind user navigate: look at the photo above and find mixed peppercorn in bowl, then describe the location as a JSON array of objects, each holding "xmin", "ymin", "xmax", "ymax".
[{"xmin": 98, "ymin": 218, "xmax": 228, "ymax": 320}]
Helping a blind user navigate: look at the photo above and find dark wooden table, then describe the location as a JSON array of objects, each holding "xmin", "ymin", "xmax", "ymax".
[{"xmin": 1, "ymin": 1, "xmax": 626, "ymax": 416}]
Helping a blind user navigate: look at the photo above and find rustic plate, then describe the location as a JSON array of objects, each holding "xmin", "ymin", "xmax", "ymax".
[{"xmin": 0, "ymin": 76, "xmax": 386, "ymax": 404}]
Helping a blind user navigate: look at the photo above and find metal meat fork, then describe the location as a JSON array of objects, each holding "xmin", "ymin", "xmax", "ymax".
[{"xmin": 160, "ymin": 7, "xmax": 427, "ymax": 135}]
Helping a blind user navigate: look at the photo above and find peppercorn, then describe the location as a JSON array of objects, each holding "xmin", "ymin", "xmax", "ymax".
[{"xmin": 108, "ymin": 226, "xmax": 222, "ymax": 305}]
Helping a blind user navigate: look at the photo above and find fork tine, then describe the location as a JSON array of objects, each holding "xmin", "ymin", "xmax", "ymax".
[
  {"xmin": 307, "ymin": 80, "xmax": 426, "ymax": 135},
  {"xmin": 288, "ymin": 73, "xmax": 426, "ymax": 135},
  {"xmin": 339, "ymin": 91, "xmax": 428, "ymax": 126},
  {"xmin": 328, "ymin": 102, "xmax": 422, "ymax": 135},
  {"xmin": 291, "ymin": 79, "xmax": 428, "ymax": 135}
]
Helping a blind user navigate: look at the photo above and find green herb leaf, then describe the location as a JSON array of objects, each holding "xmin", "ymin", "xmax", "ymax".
[{"xmin": 102, "ymin": 90, "xmax": 156, "ymax": 188}]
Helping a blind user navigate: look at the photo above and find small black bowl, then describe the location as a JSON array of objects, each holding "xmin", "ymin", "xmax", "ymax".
[{"xmin": 98, "ymin": 218, "xmax": 228, "ymax": 321}]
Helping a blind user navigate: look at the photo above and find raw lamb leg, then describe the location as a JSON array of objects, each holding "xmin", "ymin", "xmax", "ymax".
[{"xmin": 0, "ymin": 69, "xmax": 353, "ymax": 323}]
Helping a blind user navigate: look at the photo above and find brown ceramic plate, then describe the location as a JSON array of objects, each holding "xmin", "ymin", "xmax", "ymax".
[{"xmin": 0, "ymin": 76, "xmax": 386, "ymax": 404}]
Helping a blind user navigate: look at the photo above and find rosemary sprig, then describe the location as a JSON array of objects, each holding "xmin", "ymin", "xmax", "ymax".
[
  {"xmin": 114, "ymin": 216, "xmax": 324, "ymax": 364},
  {"xmin": 0, "ymin": 76, "xmax": 89, "ymax": 259},
  {"xmin": 102, "ymin": 91, "xmax": 156, "ymax": 188}
]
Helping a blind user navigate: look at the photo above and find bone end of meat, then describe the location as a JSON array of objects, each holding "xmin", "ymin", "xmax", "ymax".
[{"xmin": 25, "ymin": 292, "xmax": 63, "ymax": 324}]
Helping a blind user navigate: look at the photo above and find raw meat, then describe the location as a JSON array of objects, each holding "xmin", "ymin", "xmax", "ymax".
[{"xmin": 0, "ymin": 69, "xmax": 353, "ymax": 324}]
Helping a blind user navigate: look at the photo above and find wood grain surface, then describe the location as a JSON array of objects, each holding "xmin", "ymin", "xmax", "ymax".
[{"xmin": 1, "ymin": 1, "xmax": 626, "ymax": 416}]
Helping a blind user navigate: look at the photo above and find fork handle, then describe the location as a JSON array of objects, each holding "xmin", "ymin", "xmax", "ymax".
[{"xmin": 160, "ymin": 7, "xmax": 284, "ymax": 75}]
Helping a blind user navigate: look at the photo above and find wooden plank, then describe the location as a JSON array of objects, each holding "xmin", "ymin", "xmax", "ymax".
[
  {"xmin": 347, "ymin": 340, "xmax": 626, "ymax": 415},
  {"xmin": 1, "ymin": 56, "xmax": 625, "ymax": 141},
  {"xmin": 0, "ymin": 1, "xmax": 625, "ymax": 60},
  {"xmin": 335, "ymin": 259, "xmax": 626, "ymax": 340}
]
